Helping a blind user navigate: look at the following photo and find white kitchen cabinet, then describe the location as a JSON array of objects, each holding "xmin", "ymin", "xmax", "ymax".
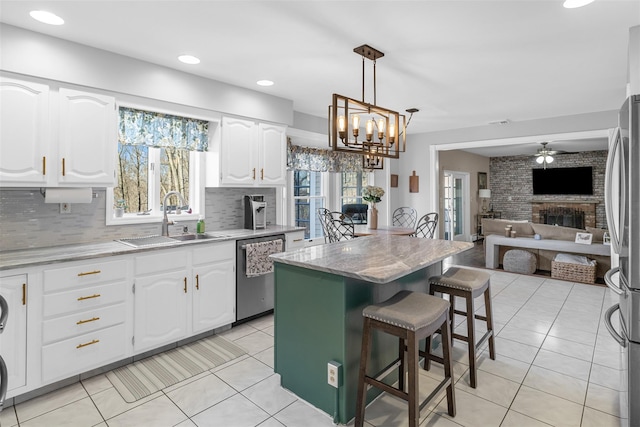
[
  {"xmin": 41, "ymin": 259, "xmax": 129, "ymax": 383},
  {"xmin": 0, "ymin": 274, "xmax": 28, "ymax": 395},
  {"xmin": 0, "ymin": 77, "xmax": 117, "ymax": 187},
  {"xmin": 219, "ymin": 116, "xmax": 286, "ymax": 186},
  {"xmin": 257, "ymin": 123, "xmax": 287, "ymax": 186},
  {"xmin": 133, "ymin": 242, "xmax": 236, "ymax": 352},
  {"xmin": 0, "ymin": 78, "xmax": 50, "ymax": 186},
  {"xmin": 57, "ymin": 88, "xmax": 117, "ymax": 186},
  {"xmin": 285, "ymin": 230, "xmax": 305, "ymax": 251},
  {"xmin": 133, "ymin": 249, "xmax": 189, "ymax": 354},
  {"xmin": 192, "ymin": 241, "xmax": 235, "ymax": 334}
]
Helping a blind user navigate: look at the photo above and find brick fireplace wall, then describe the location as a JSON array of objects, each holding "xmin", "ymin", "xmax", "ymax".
[{"xmin": 489, "ymin": 150, "xmax": 608, "ymax": 229}]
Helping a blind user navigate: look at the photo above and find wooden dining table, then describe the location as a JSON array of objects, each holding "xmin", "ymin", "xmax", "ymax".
[{"xmin": 353, "ymin": 225, "xmax": 415, "ymax": 236}]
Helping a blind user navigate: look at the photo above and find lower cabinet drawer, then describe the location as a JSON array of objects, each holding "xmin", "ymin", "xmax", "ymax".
[
  {"xmin": 42, "ymin": 303, "xmax": 126, "ymax": 344},
  {"xmin": 42, "ymin": 323, "xmax": 128, "ymax": 383},
  {"xmin": 43, "ymin": 281, "xmax": 127, "ymax": 318}
]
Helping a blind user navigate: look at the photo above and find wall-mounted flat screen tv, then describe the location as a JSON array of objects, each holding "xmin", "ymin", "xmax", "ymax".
[{"xmin": 532, "ymin": 167, "xmax": 593, "ymax": 195}]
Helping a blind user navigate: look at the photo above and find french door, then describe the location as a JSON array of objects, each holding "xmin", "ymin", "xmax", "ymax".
[{"xmin": 443, "ymin": 171, "xmax": 470, "ymax": 241}]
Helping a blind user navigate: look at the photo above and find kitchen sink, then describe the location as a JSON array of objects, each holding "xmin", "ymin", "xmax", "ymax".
[
  {"xmin": 169, "ymin": 233, "xmax": 230, "ymax": 241},
  {"xmin": 116, "ymin": 233, "xmax": 230, "ymax": 248}
]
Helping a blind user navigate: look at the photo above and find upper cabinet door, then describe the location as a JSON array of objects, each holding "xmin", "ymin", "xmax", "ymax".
[
  {"xmin": 57, "ymin": 88, "xmax": 117, "ymax": 186},
  {"xmin": 220, "ymin": 116, "xmax": 257, "ymax": 185},
  {"xmin": 258, "ymin": 123, "xmax": 287, "ymax": 186},
  {"xmin": 0, "ymin": 78, "xmax": 50, "ymax": 186}
]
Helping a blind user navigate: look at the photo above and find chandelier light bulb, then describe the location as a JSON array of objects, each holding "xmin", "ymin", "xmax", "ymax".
[
  {"xmin": 388, "ymin": 123, "xmax": 396, "ymax": 144},
  {"xmin": 366, "ymin": 120, "xmax": 374, "ymax": 141},
  {"xmin": 352, "ymin": 115, "xmax": 360, "ymax": 139}
]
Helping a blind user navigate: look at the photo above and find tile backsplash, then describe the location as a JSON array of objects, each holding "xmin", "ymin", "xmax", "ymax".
[{"xmin": 0, "ymin": 188, "xmax": 276, "ymax": 251}]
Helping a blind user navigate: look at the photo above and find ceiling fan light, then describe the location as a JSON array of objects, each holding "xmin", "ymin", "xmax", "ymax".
[
  {"xmin": 536, "ymin": 156, "xmax": 544, "ymax": 164},
  {"xmin": 546, "ymin": 155, "xmax": 554, "ymax": 163}
]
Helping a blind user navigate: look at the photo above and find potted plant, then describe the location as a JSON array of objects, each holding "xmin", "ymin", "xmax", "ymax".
[
  {"xmin": 362, "ymin": 185, "xmax": 384, "ymax": 229},
  {"xmin": 114, "ymin": 199, "xmax": 126, "ymax": 218}
]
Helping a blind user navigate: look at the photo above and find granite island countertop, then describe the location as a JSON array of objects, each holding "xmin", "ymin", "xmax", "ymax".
[
  {"xmin": 0, "ymin": 225, "xmax": 304, "ymax": 271},
  {"xmin": 270, "ymin": 234, "xmax": 473, "ymax": 284}
]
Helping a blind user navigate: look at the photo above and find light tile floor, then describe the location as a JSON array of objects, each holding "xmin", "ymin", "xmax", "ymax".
[{"xmin": 0, "ymin": 268, "xmax": 626, "ymax": 427}]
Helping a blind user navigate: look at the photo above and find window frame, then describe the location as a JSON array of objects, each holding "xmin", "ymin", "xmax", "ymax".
[
  {"xmin": 106, "ymin": 103, "xmax": 210, "ymax": 226},
  {"xmin": 289, "ymin": 170, "xmax": 329, "ymax": 241}
]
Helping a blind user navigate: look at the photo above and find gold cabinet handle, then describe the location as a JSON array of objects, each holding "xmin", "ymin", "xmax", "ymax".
[
  {"xmin": 252, "ymin": 168, "xmax": 256, "ymax": 180},
  {"xmin": 77, "ymin": 294, "xmax": 101, "ymax": 301},
  {"xmin": 195, "ymin": 274, "xmax": 200, "ymax": 290},
  {"xmin": 77, "ymin": 270, "xmax": 101, "ymax": 277},
  {"xmin": 62, "ymin": 158, "xmax": 66, "ymax": 176},
  {"xmin": 261, "ymin": 168, "xmax": 264, "ymax": 180},
  {"xmin": 76, "ymin": 339, "xmax": 99, "ymax": 349},
  {"xmin": 42, "ymin": 156, "xmax": 46, "ymax": 175},
  {"xmin": 22, "ymin": 283, "xmax": 27, "ymax": 305},
  {"xmin": 76, "ymin": 317, "xmax": 100, "ymax": 325},
  {"xmin": 293, "ymin": 238, "xmax": 303, "ymax": 242},
  {"xmin": 184, "ymin": 277, "xmax": 187, "ymax": 293}
]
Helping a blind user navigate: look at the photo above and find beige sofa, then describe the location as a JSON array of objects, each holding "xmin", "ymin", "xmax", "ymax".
[{"xmin": 481, "ymin": 218, "xmax": 611, "ymax": 279}]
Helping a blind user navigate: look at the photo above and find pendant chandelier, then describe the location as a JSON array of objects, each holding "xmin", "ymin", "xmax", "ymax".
[{"xmin": 329, "ymin": 44, "xmax": 417, "ymax": 162}]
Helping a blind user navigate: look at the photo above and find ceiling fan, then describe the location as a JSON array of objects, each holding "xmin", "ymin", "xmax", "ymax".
[{"xmin": 534, "ymin": 142, "xmax": 563, "ymax": 169}]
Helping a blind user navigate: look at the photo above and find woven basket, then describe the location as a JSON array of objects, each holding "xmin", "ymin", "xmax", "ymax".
[{"xmin": 551, "ymin": 259, "xmax": 596, "ymax": 284}]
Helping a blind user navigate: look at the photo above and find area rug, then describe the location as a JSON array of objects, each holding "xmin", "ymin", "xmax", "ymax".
[{"xmin": 106, "ymin": 334, "xmax": 246, "ymax": 402}]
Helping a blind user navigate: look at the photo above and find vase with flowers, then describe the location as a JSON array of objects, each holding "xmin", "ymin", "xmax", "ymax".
[{"xmin": 362, "ymin": 185, "xmax": 384, "ymax": 229}]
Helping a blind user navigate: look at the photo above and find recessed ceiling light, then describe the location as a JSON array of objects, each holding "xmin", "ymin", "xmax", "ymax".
[
  {"xmin": 563, "ymin": 0, "xmax": 595, "ymax": 8},
  {"xmin": 178, "ymin": 55, "xmax": 200, "ymax": 65},
  {"xmin": 257, "ymin": 80, "xmax": 274, "ymax": 87},
  {"xmin": 30, "ymin": 10, "xmax": 64, "ymax": 25}
]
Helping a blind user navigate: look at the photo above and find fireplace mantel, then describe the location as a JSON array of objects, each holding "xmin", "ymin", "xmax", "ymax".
[{"xmin": 530, "ymin": 199, "xmax": 602, "ymax": 204}]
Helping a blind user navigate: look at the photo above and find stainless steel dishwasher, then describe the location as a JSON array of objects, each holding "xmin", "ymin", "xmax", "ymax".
[{"xmin": 235, "ymin": 234, "xmax": 285, "ymax": 323}]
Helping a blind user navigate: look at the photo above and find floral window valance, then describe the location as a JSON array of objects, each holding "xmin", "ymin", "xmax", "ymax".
[
  {"xmin": 287, "ymin": 138, "xmax": 363, "ymax": 173},
  {"xmin": 118, "ymin": 107, "xmax": 209, "ymax": 152}
]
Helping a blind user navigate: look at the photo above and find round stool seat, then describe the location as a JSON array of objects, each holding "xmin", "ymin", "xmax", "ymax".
[
  {"xmin": 363, "ymin": 290, "xmax": 449, "ymax": 332},
  {"xmin": 503, "ymin": 249, "xmax": 537, "ymax": 274},
  {"xmin": 429, "ymin": 267, "xmax": 490, "ymax": 298}
]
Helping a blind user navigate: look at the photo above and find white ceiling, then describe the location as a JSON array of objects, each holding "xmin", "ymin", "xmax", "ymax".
[{"xmin": 1, "ymin": 0, "xmax": 638, "ymax": 156}]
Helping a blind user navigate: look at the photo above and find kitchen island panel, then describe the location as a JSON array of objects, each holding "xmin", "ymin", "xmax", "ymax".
[{"xmin": 274, "ymin": 261, "xmax": 442, "ymax": 424}]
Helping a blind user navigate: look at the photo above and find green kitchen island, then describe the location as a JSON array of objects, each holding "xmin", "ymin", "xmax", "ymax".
[{"xmin": 269, "ymin": 235, "xmax": 473, "ymax": 425}]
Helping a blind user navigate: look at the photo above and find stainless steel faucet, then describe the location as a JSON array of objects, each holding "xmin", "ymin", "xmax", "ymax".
[{"xmin": 161, "ymin": 191, "xmax": 187, "ymax": 236}]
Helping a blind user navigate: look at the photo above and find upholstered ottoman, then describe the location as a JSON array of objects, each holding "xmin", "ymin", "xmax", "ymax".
[{"xmin": 503, "ymin": 249, "xmax": 537, "ymax": 274}]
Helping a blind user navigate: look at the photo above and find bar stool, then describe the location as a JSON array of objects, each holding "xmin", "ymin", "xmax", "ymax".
[
  {"xmin": 428, "ymin": 267, "xmax": 496, "ymax": 389},
  {"xmin": 355, "ymin": 290, "xmax": 456, "ymax": 427}
]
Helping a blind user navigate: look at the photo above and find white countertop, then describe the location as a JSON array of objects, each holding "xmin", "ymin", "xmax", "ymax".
[
  {"xmin": 0, "ymin": 225, "xmax": 304, "ymax": 270},
  {"xmin": 270, "ymin": 235, "xmax": 473, "ymax": 284}
]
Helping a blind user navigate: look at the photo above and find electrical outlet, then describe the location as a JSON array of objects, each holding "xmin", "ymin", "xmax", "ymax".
[
  {"xmin": 60, "ymin": 203, "xmax": 71, "ymax": 214},
  {"xmin": 328, "ymin": 361, "xmax": 341, "ymax": 388}
]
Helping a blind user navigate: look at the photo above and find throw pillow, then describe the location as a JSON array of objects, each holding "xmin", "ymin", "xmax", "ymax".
[{"xmin": 586, "ymin": 227, "xmax": 606, "ymax": 243}]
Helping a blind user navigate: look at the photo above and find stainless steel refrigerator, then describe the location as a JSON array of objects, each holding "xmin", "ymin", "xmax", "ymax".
[{"xmin": 604, "ymin": 94, "xmax": 639, "ymax": 427}]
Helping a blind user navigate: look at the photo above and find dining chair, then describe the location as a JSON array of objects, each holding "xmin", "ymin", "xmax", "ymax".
[
  {"xmin": 328, "ymin": 214, "xmax": 355, "ymax": 242},
  {"xmin": 392, "ymin": 207, "xmax": 418, "ymax": 229},
  {"xmin": 413, "ymin": 212, "xmax": 438, "ymax": 238},
  {"xmin": 318, "ymin": 208, "xmax": 355, "ymax": 242}
]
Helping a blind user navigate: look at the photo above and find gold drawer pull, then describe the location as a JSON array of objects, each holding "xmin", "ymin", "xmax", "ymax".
[
  {"xmin": 293, "ymin": 238, "xmax": 303, "ymax": 242},
  {"xmin": 252, "ymin": 168, "xmax": 256, "ymax": 180},
  {"xmin": 76, "ymin": 317, "xmax": 100, "ymax": 325},
  {"xmin": 77, "ymin": 270, "xmax": 101, "ymax": 277},
  {"xmin": 77, "ymin": 294, "xmax": 101, "ymax": 301},
  {"xmin": 76, "ymin": 339, "xmax": 99, "ymax": 349}
]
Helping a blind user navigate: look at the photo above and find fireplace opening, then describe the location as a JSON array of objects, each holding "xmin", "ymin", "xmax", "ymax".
[{"xmin": 539, "ymin": 207, "xmax": 585, "ymax": 229}]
